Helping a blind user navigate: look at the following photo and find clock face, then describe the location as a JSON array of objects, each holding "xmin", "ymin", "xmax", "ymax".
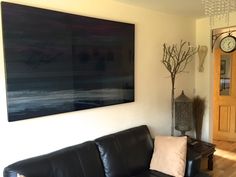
[{"xmin": 220, "ymin": 36, "xmax": 236, "ymax": 53}]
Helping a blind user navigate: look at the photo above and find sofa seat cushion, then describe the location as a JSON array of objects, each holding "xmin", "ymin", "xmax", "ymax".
[{"xmin": 132, "ymin": 170, "xmax": 173, "ymax": 177}]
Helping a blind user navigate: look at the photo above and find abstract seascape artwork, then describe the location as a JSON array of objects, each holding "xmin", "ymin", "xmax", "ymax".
[{"xmin": 1, "ymin": 2, "xmax": 135, "ymax": 121}]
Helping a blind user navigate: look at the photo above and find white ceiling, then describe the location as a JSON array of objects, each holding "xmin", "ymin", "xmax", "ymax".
[{"xmin": 116, "ymin": 0, "xmax": 205, "ymax": 18}]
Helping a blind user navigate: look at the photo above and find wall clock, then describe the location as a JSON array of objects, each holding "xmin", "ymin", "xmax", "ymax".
[{"xmin": 220, "ymin": 35, "xmax": 236, "ymax": 53}]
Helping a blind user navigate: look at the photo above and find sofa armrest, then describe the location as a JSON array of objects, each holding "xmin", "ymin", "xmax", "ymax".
[{"xmin": 185, "ymin": 149, "xmax": 202, "ymax": 177}]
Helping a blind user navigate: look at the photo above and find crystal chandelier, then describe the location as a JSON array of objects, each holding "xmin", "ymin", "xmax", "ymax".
[{"xmin": 202, "ymin": 0, "xmax": 236, "ymax": 27}]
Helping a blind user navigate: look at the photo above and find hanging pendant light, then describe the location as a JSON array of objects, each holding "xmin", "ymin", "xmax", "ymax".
[{"xmin": 202, "ymin": 0, "xmax": 236, "ymax": 27}]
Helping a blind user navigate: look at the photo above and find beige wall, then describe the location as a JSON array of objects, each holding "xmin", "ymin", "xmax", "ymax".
[
  {"xmin": 0, "ymin": 0, "xmax": 196, "ymax": 172},
  {"xmin": 195, "ymin": 18, "xmax": 212, "ymax": 141},
  {"xmin": 195, "ymin": 13, "xmax": 236, "ymax": 141}
]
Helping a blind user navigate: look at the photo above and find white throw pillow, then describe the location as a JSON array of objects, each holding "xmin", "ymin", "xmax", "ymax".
[{"xmin": 150, "ymin": 136, "xmax": 187, "ymax": 177}]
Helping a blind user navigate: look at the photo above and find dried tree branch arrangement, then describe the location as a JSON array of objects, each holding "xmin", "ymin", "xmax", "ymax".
[{"xmin": 162, "ymin": 40, "xmax": 199, "ymax": 136}]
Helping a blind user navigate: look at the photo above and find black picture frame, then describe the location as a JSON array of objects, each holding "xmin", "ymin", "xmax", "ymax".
[{"xmin": 1, "ymin": 2, "xmax": 135, "ymax": 122}]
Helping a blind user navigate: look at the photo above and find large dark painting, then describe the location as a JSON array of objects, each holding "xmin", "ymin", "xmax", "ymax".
[{"xmin": 1, "ymin": 2, "xmax": 135, "ymax": 122}]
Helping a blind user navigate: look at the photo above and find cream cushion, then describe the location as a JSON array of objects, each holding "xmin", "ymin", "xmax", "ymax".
[{"xmin": 150, "ymin": 136, "xmax": 187, "ymax": 177}]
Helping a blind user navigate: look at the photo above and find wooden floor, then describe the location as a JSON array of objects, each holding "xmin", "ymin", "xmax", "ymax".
[{"xmin": 202, "ymin": 140, "xmax": 236, "ymax": 177}]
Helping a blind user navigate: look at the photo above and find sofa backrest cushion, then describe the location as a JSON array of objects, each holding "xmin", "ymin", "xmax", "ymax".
[
  {"xmin": 95, "ymin": 125, "xmax": 153, "ymax": 177},
  {"xmin": 4, "ymin": 141, "xmax": 105, "ymax": 177}
]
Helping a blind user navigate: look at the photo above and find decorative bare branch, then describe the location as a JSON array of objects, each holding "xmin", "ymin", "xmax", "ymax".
[
  {"xmin": 161, "ymin": 41, "xmax": 199, "ymax": 136},
  {"xmin": 162, "ymin": 41, "xmax": 199, "ymax": 76}
]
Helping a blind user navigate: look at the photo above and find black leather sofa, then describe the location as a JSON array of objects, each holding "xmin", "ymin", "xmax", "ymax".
[{"xmin": 4, "ymin": 125, "xmax": 210, "ymax": 177}]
